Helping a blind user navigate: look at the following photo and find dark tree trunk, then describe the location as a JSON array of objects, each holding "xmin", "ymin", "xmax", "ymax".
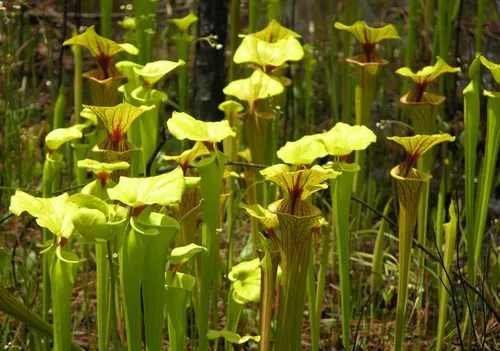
[{"xmin": 191, "ymin": 0, "xmax": 228, "ymax": 121}]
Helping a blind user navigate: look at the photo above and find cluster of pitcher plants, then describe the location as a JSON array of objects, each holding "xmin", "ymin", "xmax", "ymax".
[{"xmin": 2, "ymin": 8, "xmax": 500, "ymax": 351}]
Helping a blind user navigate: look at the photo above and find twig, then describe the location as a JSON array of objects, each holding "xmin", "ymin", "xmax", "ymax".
[
  {"xmin": 146, "ymin": 126, "xmax": 168, "ymax": 177},
  {"xmin": 352, "ymin": 291, "xmax": 377, "ymax": 351},
  {"xmin": 51, "ymin": 183, "xmax": 86, "ymax": 195},
  {"xmin": 225, "ymin": 160, "xmax": 268, "ymax": 169}
]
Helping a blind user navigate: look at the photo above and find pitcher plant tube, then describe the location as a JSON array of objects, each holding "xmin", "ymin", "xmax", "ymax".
[
  {"xmin": 107, "ymin": 168, "xmax": 186, "ymax": 351},
  {"xmin": 396, "ymin": 57, "xmax": 460, "ymax": 330},
  {"xmin": 278, "ymin": 122, "xmax": 377, "ymax": 350},
  {"xmin": 166, "ymin": 111, "xmax": 235, "ymax": 349},
  {"xmin": 260, "ymin": 164, "xmax": 340, "ymax": 350},
  {"xmin": 334, "ymin": 21, "xmax": 399, "ymax": 194},
  {"xmin": 463, "ymin": 56, "xmax": 500, "ymax": 340},
  {"xmin": 317, "ymin": 122, "xmax": 376, "ymax": 350},
  {"xmin": 76, "ymin": 159, "xmax": 129, "ymax": 351},
  {"xmin": 40, "ymin": 125, "xmax": 83, "ymax": 348},
  {"xmin": 387, "ymin": 133, "xmax": 455, "ymax": 350}
]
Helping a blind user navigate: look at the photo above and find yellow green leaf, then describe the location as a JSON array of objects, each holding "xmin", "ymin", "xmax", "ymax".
[
  {"xmin": 63, "ymin": 25, "xmax": 138, "ymax": 60},
  {"xmin": 168, "ymin": 243, "xmax": 206, "ymax": 265},
  {"xmin": 10, "ymin": 190, "xmax": 69, "ymax": 218},
  {"xmin": 162, "ymin": 141, "xmax": 210, "ymax": 171},
  {"xmin": 84, "ymin": 102, "xmax": 152, "ymax": 144},
  {"xmin": 395, "ymin": 56, "xmax": 460, "ymax": 86},
  {"xmin": 246, "ymin": 19, "xmax": 301, "ymax": 42},
  {"xmin": 118, "ymin": 16, "xmax": 136, "ymax": 30},
  {"xmin": 207, "ymin": 330, "xmax": 261, "ymax": 344},
  {"xmin": 165, "ymin": 271, "xmax": 196, "ymax": 291},
  {"xmin": 133, "ymin": 59, "xmax": 186, "ymax": 86},
  {"xmin": 77, "ymin": 159, "xmax": 130, "ymax": 175},
  {"xmin": 260, "ymin": 164, "xmax": 340, "ymax": 200},
  {"xmin": 167, "ymin": 111, "xmax": 236, "ymax": 143},
  {"xmin": 334, "ymin": 21, "xmax": 400, "ymax": 45},
  {"xmin": 233, "ymin": 35, "xmax": 304, "ymax": 68},
  {"xmin": 228, "ymin": 258, "xmax": 261, "ymax": 303},
  {"xmin": 169, "ymin": 12, "xmax": 198, "ymax": 32},
  {"xmin": 115, "ymin": 60, "xmax": 143, "ymax": 85},
  {"xmin": 71, "ymin": 208, "xmax": 111, "ymax": 242},
  {"xmin": 387, "ymin": 134, "xmax": 455, "ymax": 158},
  {"xmin": 277, "ymin": 134, "xmax": 327, "ymax": 165},
  {"xmin": 238, "ymin": 148, "xmax": 252, "ymax": 163},
  {"xmin": 81, "ymin": 108, "xmax": 98, "ymax": 126},
  {"xmin": 218, "ymin": 101, "xmax": 244, "ymax": 116},
  {"xmin": 480, "ymin": 56, "xmax": 500, "ymax": 83},
  {"xmin": 317, "ymin": 122, "xmax": 377, "ymax": 156},
  {"xmin": 107, "ymin": 167, "xmax": 185, "ymax": 208},
  {"xmin": 223, "ymin": 69, "xmax": 284, "ymax": 110},
  {"xmin": 45, "ymin": 127, "xmax": 82, "ymax": 151},
  {"xmin": 9, "ymin": 190, "xmax": 78, "ymax": 238},
  {"xmin": 240, "ymin": 203, "xmax": 278, "ymax": 229}
]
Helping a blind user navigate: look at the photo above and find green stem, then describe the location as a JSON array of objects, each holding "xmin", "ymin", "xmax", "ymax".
[
  {"xmin": 132, "ymin": 0, "xmax": 157, "ymax": 64},
  {"xmin": 315, "ymin": 225, "xmax": 329, "ymax": 329},
  {"xmin": 50, "ymin": 249, "xmax": 82, "ymax": 351},
  {"xmin": 306, "ymin": 250, "xmax": 318, "ymax": 351},
  {"xmin": 166, "ymin": 272, "xmax": 196, "ymax": 351},
  {"xmin": 248, "ymin": 0, "xmax": 260, "ymax": 33},
  {"xmin": 107, "ymin": 240, "xmax": 119, "ymax": 351},
  {"xmin": 472, "ymin": 89, "xmax": 500, "ymax": 288},
  {"xmin": 259, "ymin": 237, "xmax": 279, "ymax": 351},
  {"xmin": 475, "ymin": 0, "xmax": 485, "ymax": 52},
  {"xmin": 340, "ymin": 1, "xmax": 355, "ymax": 124},
  {"xmin": 141, "ymin": 215, "xmax": 179, "ymax": 351},
  {"xmin": 331, "ymin": 163, "xmax": 358, "ymax": 350},
  {"xmin": 228, "ymin": 0, "xmax": 241, "ymax": 83},
  {"xmin": 71, "ymin": 32, "xmax": 82, "ymax": 124},
  {"xmin": 96, "ymin": 243, "xmax": 110, "ymax": 351},
  {"xmin": 195, "ymin": 150, "xmax": 226, "ymax": 350},
  {"xmin": 327, "ymin": 0, "xmax": 339, "ymax": 122},
  {"xmin": 461, "ymin": 55, "xmax": 481, "ymax": 340},
  {"xmin": 100, "ymin": 0, "xmax": 113, "ymax": 38},
  {"xmin": 175, "ymin": 37, "xmax": 190, "ymax": 112},
  {"xmin": 370, "ymin": 198, "xmax": 392, "ymax": 325},
  {"xmin": 41, "ymin": 152, "xmax": 63, "ymax": 351},
  {"xmin": 53, "ymin": 84, "xmax": 66, "ymax": 131},
  {"xmin": 225, "ymin": 288, "xmax": 244, "ymax": 350},
  {"xmin": 391, "ymin": 167, "xmax": 430, "ymax": 351},
  {"xmin": 267, "ymin": 0, "xmax": 280, "ymax": 21},
  {"xmin": 352, "ymin": 63, "xmax": 382, "ymax": 194},
  {"xmin": 119, "ymin": 221, "xmax": 145, "ymax": 351},
  {"xmin": 436, "ymin": 202, "xmax": 458, "ymax": 350}
]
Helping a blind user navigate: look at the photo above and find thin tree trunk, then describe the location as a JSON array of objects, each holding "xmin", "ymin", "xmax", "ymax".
[{"xmin": 191, "ymin": 0, "xmax": 228, "ymax": 121}]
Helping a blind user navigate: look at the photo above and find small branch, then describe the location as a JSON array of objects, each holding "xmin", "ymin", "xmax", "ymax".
[{"xmin": 146, "ymin": 126, "xmax": 169, "ymax": 177}]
